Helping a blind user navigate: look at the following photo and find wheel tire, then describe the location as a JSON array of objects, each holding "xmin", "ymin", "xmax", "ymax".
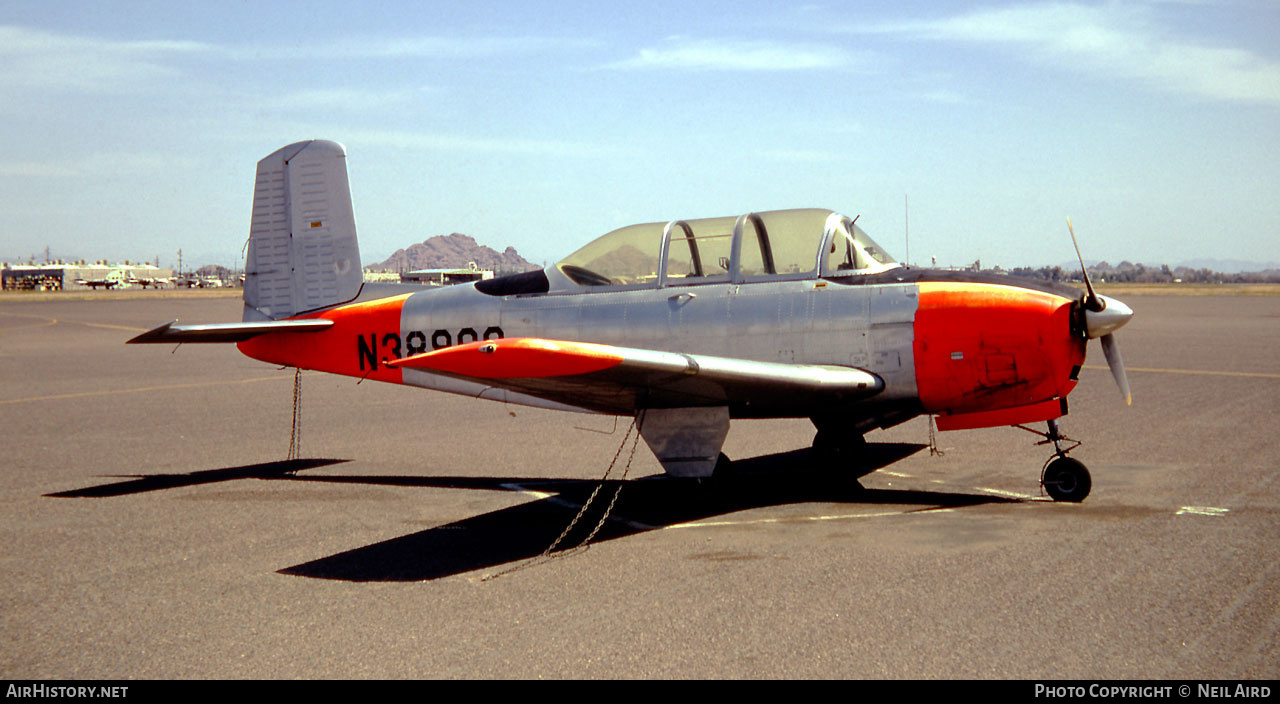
[
  {"xmin": 712, "ymin": 452, "xmax": 733, "ymax": 477},
  {"xmin": 691, "ymin": 454, "xmax": 736, "ymax": 494},
  {"xmin": 1043, "ymin": 457, "xmax": 1092, "ymax": 502},
  {"xmin": 812, "ymin": 429, "xmax": 866, "ymax": 466}
]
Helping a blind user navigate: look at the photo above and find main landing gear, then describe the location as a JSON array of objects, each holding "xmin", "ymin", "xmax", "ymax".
[
  {"xmin": 1021, "ymin": 419, "xmax": 1092, "ymax": 502},
  {"xmin": 809, "ymin": 420, "xmax": 874, "ymax": 490},
  {"xmin": 812, "ymin": 427, "xmax": 867, "ymax": 466}
]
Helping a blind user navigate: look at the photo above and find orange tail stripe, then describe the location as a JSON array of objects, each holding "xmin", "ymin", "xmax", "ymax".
[{"xmin": 237, "ymin": 294, "xmax": 411, "ymax": 384}]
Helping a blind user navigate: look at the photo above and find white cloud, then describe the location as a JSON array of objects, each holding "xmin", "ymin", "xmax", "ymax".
[
  {"xmin": 0, "ymin": 25, "xmax": 212, "ymax": 92},
  {"xmin": 855, "ymin": 3, "xmax": 1280, "ymax": 106},
  {"xmin": 0, "ymin": 25, "xmax": 597, "ymax": 93},
  {"xmin": 917, "ymin": 89, "xmax": 969, "ymax": 104},
  {"xmin": 272, "ymin": 87, "xmax": 428, "ymax": 112},
  {"xmin": 0, "ymin": 152, "xmax": 194, "ymax": 178},
  {"xmin": 755, "ymin": 148, "xmax": 842, "ymax": 163},
  {"xmin": 604, "ymin": 37, "xmax": 856, "ymax": 71},
  {"xmin": 343, "ymin": 36, "xmax": 598, "ymax": 59},
  {"xmin": 331, "ymin": 128, "xmax": 626, "ymax": 159},
  {"xmin": 242, "ymin": 35, "xmax": 600, "ymax": 62}
]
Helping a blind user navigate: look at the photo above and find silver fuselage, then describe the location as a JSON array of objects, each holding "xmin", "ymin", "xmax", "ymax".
[{"xmin": 391, "ymin": 274, "xmax": 919, "ymax": 419}]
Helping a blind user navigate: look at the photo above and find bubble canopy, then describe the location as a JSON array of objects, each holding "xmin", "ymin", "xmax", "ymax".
[{"xmin": 556, "ymin": 208, "xmax": 899, "ymax": 288}]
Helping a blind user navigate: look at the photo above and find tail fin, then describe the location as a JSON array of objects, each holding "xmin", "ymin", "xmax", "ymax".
[{"xmin": 243, "ymin": 140, "xmax": 362, "ymax": 321}]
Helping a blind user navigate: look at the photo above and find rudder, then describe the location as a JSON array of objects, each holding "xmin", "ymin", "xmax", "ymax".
[{"xmin": 243, "ymin": 140, "xmax": 362, "ymax": 321}]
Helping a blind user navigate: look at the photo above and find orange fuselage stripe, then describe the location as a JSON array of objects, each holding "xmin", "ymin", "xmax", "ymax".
[{"xmin": 390, "ymin": 338, "xmax": 625, "ymax": 379}]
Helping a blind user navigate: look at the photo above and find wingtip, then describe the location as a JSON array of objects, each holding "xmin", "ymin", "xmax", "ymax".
[{"xmin": 126, "ymin": 320, "xmax": 176, "ymax": 344}]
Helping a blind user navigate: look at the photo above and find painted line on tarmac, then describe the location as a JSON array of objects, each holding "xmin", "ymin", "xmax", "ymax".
[
  {"xmin": 1084, "ymin": 364, "xmax": 1280, "ymax": 380},
  {"xmin": 974, "ymin": 486, "xmax": 1036, "ymax": 499},
  {"xmin": 73, "ymin": 320, "xmax": 150, "ymax": 332},
  {"xmin": 663, "ymin": 509, "xmax": 935, "ymax": 530},
  {"xmin": 498, "ymin": 481, "xmax": 943, "ymax": 532},
  {"xmin": 1175, "ymin": 506, "xmax": 1229, "ymax": 516},
  {"xmin": 0, "ymin": 310, "xmax": 148, "ymax": 333},
  {"xmin": 0, "ymin": 374, "xmax": 300, "ymax": 406},
  {"xmin": 501, "ymin": 483, "xmax": 554, "ymax": 500},
  {"xmin": 502, "ymin": 482, "xmax": 657, "ymax": 531},
  {"xmin": 0, "ymin": 311, "xmax": 59, "ymax": 331}
]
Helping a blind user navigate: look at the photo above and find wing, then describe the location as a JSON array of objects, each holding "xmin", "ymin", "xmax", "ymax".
[
  {"xmin": 126, "ymin": 319, "xmax": 334, "ymax": 344},
  {"xmin": 387, "ymin": 337, "xmax": 883, "ymax": 416}
]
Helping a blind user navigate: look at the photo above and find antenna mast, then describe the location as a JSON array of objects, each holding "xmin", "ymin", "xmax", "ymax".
[{"xmin": 904, "ymin": 194, "xmax": 910, "ymax": 266}]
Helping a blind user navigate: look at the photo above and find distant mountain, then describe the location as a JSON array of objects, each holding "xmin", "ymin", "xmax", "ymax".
[
  {"xmin": 1171, "ymin": 259, "xmax": 1280, "ymax": 274},
  {"xmin": 1057, "ymin": 258, "xmax": 1279, "ymax": 274},
  {"xmin": 366, "ymin": 233, "xmax": 538, "ymax": 274}
]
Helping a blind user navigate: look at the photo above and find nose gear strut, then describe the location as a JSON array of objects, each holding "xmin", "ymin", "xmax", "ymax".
[{"xmin": 1016, "ymin": 420, "xmax": 1092, "ymax": 502}]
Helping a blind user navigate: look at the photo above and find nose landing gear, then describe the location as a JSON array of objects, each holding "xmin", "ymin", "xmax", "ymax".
[
  {"xmin": 1043, "ymin": 456, "xmax": 1091, "ymax": 502},
  {"xmin": 1018, "ymin": 419, "xmax": 1092, "ymax": 502}
]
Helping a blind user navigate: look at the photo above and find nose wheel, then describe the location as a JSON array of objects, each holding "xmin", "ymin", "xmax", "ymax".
[
  {"xmin": 1043, "ymin": 456, "xmax": 1091, "ymax": 502},
  {"xmin": 1018, "ymin": 419, "xmax": 1092, "ymax": 502}
]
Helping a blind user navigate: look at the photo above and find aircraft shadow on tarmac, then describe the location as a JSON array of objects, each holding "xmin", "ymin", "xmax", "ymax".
[
  {"xmin": 43, "ymin": 458, "xmax": 351, "ymax": 498},
  {"xmin": 45, "ymin": 444, "xmax": 1021, "ymax": 582},
  {"xmin": 270, "ymin": 443, "xmax": 1021, "ymax": 583}
]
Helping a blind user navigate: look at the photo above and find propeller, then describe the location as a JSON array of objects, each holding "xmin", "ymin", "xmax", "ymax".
[
  {"xmin": 1101, "ymin": 333, "xmax": 1131, "ymax": 406},
  {"xmin": 1067, "ymin": 218, "xmax": 1133, "ymax": 405}
]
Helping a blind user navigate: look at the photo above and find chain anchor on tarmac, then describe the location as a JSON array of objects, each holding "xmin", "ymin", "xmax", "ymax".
[
  {"xmin": 479, "ymin": 410, "xmax": 646, "ymax": 582},
  {"xmin": 286, "ymin": 367, "xmax": 302, "ymax": 467},
  {"xmin": 927, "ymin": 415, "xmax": 945, "ymax": 456}
]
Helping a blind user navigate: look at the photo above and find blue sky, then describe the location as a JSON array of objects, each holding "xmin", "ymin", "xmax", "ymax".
[{"xmin": 2, "ymin": 1, "xmax": 1277, "ymax": 270}]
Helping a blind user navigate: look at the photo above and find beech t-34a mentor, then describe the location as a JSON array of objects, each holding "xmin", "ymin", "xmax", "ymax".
[{"xmin": 130, "ymin": 140, "xmax": 1134, "ymax": 502}]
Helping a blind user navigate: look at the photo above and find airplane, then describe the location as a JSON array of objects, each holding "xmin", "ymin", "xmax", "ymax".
[
  {"xmin": 76, "ymin": 277, "xmax": 118, "ymax": 290},
  {"xmin": 129, "ymin": 139, "xmax": 1133, "ymax": 502}
]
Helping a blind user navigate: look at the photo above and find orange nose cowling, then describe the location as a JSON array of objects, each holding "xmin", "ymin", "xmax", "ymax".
[{"xmin": 913, "ymin": 282, "xmax": 1085, "ymax": 418}]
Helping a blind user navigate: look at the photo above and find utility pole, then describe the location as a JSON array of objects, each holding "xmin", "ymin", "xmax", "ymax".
[{"xmin": 177, "ymin": 249, "xmax": 182, "ymax": 276}]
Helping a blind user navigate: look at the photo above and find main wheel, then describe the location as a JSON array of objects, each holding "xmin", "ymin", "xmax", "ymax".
[
  {"xmin": 712, "ymin": 452, "xmax": 733, "ymax": 477},
  {"xmin": 812, "ymin": 429, "xmax": 866, "ymax": 466},
  {"xmin": 693, "ymin": 454, "xmax": 736, "ymax": 493},
  {"xmin": 1043, "ymin": 457, "xmax": 1092, "ymax": 502}
]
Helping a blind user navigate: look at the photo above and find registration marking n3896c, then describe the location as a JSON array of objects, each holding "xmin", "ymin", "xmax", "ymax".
[{"xmin": 357, "ymin": 326, "xmax": 504, "ymax": 371}]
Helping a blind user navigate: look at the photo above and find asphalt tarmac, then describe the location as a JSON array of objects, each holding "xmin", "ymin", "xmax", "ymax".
[{"xmin": 1, "ymin": 293, "xmax": 1276, "ymax": 679}]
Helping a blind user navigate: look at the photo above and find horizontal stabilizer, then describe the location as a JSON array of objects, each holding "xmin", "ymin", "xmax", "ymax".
[
  {"xmin": 389, "ymin": 338, "xmax": 883, "ymax": 415},
  {"xmin": 126, "ymin": 319, "xmax": 334, "ymax": 344}
]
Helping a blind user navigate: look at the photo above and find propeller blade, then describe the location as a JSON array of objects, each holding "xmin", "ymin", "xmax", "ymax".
[
  {"xmin": 1100, "ymin": 333, "xmax": 1131, "ymax": 406},
  {"xmin": 1067, "ymin": 218, "xmax": 1102, "ymax": 311}
]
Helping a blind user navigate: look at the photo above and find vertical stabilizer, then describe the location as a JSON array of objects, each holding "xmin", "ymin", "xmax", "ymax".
[{"xmin": 244, "ymin": 140, "xmax": 362, "ymax": 321}]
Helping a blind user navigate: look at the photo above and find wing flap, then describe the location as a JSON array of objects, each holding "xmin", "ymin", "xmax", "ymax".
[
  {"xmin": 388, "ymin": 338, "xmax": 883, "ymax": 415},
  {"xmin": 126, "ymin": 319, "xmax": 335, "ymax": 344}
]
